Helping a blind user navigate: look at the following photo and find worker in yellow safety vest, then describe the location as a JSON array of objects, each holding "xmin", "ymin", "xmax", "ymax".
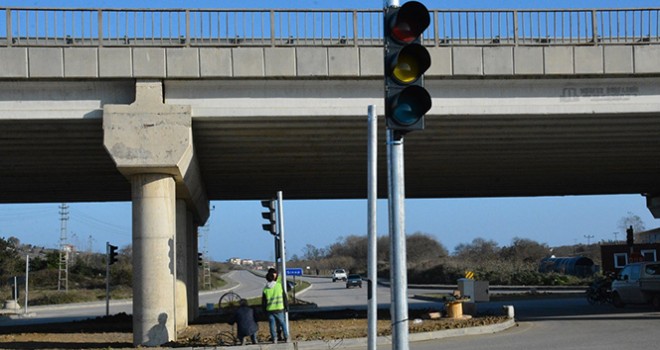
[{"xmin": 262, "ymin": 268, "xmax": 288, "ymax": 343}]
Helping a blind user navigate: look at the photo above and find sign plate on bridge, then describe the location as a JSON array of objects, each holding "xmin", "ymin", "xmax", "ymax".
[{"xmin": 286, "ymin": 268, "xmax": 303, "ymax": 276}]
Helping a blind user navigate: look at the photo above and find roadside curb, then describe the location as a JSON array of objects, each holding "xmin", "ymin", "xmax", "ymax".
[
  {"xmin": 177, "ymin": 318, "xmax": 516, "ymax": 350},
  {"xmin": 295, "ymin": 318, "xmax": 516, "ymax": 350}
]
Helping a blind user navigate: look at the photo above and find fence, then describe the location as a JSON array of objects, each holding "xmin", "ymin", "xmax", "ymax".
[{"xmin": 1, "ymin": 7, "xmax": 658, "ymax": 47}]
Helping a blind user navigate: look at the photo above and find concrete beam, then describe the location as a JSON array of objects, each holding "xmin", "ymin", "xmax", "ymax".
[
  {"xmin": 103, "ymin": 80, "xmax": 209, "ymax": 223},
  {"xmin": 8, "ymin": 44, "xmax": 660, "ymax": 79},
  {"xmin": 165, "ymin": 77, "xmax": 660, "ymax": 119}
]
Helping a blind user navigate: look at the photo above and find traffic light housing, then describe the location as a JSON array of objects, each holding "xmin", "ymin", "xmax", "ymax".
[
  {"xmin": 261, "ymin": 199, "xmax": 277, "ymax": 235},
  {"xmin": 107, "ymin": 243, "xmax": 119, "ymax": 265},
  {"xmin": 626, "ymin": 226, "xmax": 634, "ymax": 246},
  {"xmin": 198, "ymin": 252, "xmax": 203, "ymax": 267},
  {"xmin": 384, "ymin": 1, "xmax": 432, "ymax": 134}
]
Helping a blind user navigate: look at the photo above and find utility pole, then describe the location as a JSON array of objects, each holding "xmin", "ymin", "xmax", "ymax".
[
  {"xmin": 203, "ymin": 221, "xmax": 210, "ymax": 288},
  {"xmin": 584, "ymin": 234, "xmax": 595, "ymax": 245},
  {"xmin": 58, "ymin": 203, "xmax": 69, "ymax": 292},
  {"xmin": 200, "ymin": 223, "xmax": 211, "ymax": 289}
]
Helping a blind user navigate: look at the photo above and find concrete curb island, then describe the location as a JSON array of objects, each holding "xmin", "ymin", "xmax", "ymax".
[{"xmin": 153, "ymin": 318, "xmax": 517, "ymax": 350}]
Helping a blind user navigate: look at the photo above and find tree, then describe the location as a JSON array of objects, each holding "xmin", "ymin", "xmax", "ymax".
[
  {"xmin": 500, "ymin": 237, "xmax": 550, "ymax": 263},
  {"xmin": 406, "ymin": 232, "xmax": 448, "ymax": 263},
  {"xmin": 0, "ymin": 237, "xmax": 21, "ymax": 280},
  {"xmin": 617, "ymin": 212, "xmax": 646, "ymax": 236},
  {"xmin": 301, "ymin": 244, "xmax": 326, "ymax": 261},
  {"xmin": 453, "ymin": 238, "xmax": 500, "ymax": 262}
]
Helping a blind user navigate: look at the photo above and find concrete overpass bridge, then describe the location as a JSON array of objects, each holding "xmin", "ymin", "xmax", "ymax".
[{"xmin": 1, "ymin": 5, "xmax": 660, "ymax": 346}]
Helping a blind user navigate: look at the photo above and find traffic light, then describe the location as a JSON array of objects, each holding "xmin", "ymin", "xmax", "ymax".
[
  {"xmin": 626, "ymin": 226, "xmax": 634, "ymax": 246},
  {"xmin": 261, "ymin": 199, "xmax": 277, "ymax": 235},
  {"xmin": 198, "ymin": 252, "xmax": 203, "ymax": 267},
  {"xmin": 107, "ymin": 243, "xmax": 119, "ymax": 265},
  {"xmin": 384, "ymin": 1, "xmax": 432, "ymax": 134}
]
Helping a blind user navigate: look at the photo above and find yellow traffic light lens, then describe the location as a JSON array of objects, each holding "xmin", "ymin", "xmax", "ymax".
[{"xmin": 393, "ymin": 53, "xmax": 419, "ymax": 83}]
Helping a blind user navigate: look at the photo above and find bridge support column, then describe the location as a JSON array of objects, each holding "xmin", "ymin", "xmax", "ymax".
[
  {"xmin": 175, "ymin": 199, "xmax": 189, "ymax": 331},
  {"xmin": 188, "ymin": 222, "xmax": 200, "ymax": 320},
  {"xmin": 103, "ymin": 80, "xmax": 209, "ymax": 347},
  {"xmin": 131, "ymin": 173, "xmax": 176, "ymax": 346}
]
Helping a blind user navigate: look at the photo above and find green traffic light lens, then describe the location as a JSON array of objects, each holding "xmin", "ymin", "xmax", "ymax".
[
  {"xmin": 393, "ymin": 104, "xmax": 418, "ymax": 126},
  {"xmin": 390, "ymin": 85, "xmax": 432, "ymax": 126}
]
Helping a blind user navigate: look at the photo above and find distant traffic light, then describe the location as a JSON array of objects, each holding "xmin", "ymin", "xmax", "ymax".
[
  {"xmin": 198, "ymin": 252, "xmax": 203, "ymax": 267},
  {"xmin": 261, "ymin": 199, "xmax": 277, "ymax": 235},
  {"xmin": 107, "ymin": 243, "xmax": 119, "ymax": 265},
  {"xmin": 626, "ymin": 226, "xmax": 634, "ymax": 246},
  {"xmin": 384, "ymin": 1, "xmax": 432, "ymax": 134}
]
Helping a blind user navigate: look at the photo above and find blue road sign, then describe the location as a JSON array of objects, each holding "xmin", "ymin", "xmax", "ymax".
[{"xmin": 286, "ymin": 268, "xmax": 303, "ymax": 276}]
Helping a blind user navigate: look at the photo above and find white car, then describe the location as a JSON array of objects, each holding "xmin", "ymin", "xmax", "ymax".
[{"xmin": 332, "ymin": 268, "xmax": 348, "ymax": 282}]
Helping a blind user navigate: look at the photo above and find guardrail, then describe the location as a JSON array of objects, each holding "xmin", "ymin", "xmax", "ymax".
[{"xmin": 1, "ymin": 7, "xmax": 658, "ymax": 47}]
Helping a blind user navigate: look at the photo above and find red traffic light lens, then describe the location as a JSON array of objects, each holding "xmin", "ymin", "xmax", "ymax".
[{"xmin": 389, "ymin": 1, "xmax": 430, "ymax": 44}]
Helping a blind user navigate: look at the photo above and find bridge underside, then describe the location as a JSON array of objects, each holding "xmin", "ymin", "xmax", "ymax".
[{"xmin": 1, "ymin": 78, "xmax": 660, "ymax": 203}]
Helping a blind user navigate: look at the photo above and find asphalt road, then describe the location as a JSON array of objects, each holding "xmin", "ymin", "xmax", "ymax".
[{"xmin": 3, "ymin": 269, "xmax": 658, "ymax": 350}]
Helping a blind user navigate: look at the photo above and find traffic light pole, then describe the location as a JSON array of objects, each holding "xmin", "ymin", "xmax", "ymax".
[
  {"xmin": 105, "ymin": 242, "xmax": 110, "ymax": 316},
  {"xmin": 276, "ymin": 191, "xmax": 290, "ymax": 334},
  {"xmin": 387, "ymin": 130, "xmax": 409, "ymax": 350},
  {"xmin": 367, "ymin": 105, "xmax": 378, "ymax": 350}
]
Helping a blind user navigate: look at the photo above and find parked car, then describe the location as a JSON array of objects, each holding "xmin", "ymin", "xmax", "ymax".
[
  {"xmin": 611, "ymin": 262, "xmax": 660, "ymax": 308},
  {"xmin": 332, "ymin": 268, "xmax": 347, "ymax": 282},
  {"xmin": 345, "ymin": 274, "xmax": 363, "ymax": 288}
]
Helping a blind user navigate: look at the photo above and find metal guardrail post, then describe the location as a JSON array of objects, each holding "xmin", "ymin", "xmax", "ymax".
[
  {"xmin": 270, "ymin": 10, "xmax": 275, "ymax": 47},
  {"xmin": 591, "ymin": 9, "xmax": 598, "ymax": 44},
  {"xmin": 353, "ymin": 10, "xmax": 358, "ymax": 46},
  {"xmin": 97, "ymin": 9, "xmax": 103, "ymax": 47},
  {"xmin": 185, "ymin": 9, "xmax": 190, "ymax": 47},
  {"xmin": 433, "ymin": 10, "xmax": 439, "ymax": 46},
  {"xmin": 6, "ymin": 8, "xmax": 11, "ymax": 47},
  {"xmin": 513, "ymin": 10, "xmax": 519, "ymax": 45}
]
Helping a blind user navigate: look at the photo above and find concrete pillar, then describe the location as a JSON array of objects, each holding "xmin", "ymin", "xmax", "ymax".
[
  {"xmin": 103, "ymin": 80, "xmax": 209, "ymax": 347},
  {"xmin": 189, "ymin": 223, "xmax": 200, "ymax": 319},
  {"xmin": 175, "ymin": 199, "xmax": 188, "ymax": 331},
  {"xmin": 131, "ymin": 173, "xmax": 176, "ymax": 346}
]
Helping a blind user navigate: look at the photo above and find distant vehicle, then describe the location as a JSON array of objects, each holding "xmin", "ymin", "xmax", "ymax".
[
  {"xmin": 611, "ymin": 262, "xmax": 660, "ymax": 308},
  {"xmin": 345, "ymin": 274, "xmax": 363, "ymax": 289},
  {"xmin": 332, "ymin": 269, "xmax": 347, "ymax": 282}
]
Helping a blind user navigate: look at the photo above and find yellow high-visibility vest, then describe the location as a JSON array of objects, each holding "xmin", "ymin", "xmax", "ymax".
[{"xmin": 264, "ymin": 279, "xmax": 284, "ymax": 311}]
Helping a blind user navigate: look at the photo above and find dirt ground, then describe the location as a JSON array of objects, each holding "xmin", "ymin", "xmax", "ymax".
[{"xmin": 0, "ymin": 310, "xmax": 507, "ymax": 349}]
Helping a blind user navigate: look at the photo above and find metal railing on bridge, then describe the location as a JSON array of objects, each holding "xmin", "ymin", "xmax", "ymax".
[{"xmin": 1, "ymin": 7, "xmax": 658, "ymax": 47}]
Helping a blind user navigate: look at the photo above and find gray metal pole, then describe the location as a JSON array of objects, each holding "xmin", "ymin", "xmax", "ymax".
[
  {"xmin": 387, "ymin": 130, "xmax": 409, "ymax": 350},
  {"xmin": 24, "ymin": 255, "xmax": 29, "ymax": 314},
  {"xmin": 276, "ymin": 191, "xmax": 290, "ymax": 334},
  {"xmin": 367, "ymin": 105, "xmax": 378, "ymax": 350},
  {"xmin": 106, "ymin": 242, "xmax": 110, "ymax": 316},
  {"xmin": 385, "ymin": 0, "xmax": 400, "ymax": 8}
]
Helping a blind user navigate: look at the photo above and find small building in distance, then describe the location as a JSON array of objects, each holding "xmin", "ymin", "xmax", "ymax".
[{"xmin": 600, "ymin": 243, "xmax": 659, "ymax": 273}]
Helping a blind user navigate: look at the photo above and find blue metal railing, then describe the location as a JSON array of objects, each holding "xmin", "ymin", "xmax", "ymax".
[{"xmin": 1, "ymin": 7, "xmax": 658, "ymax": 47}]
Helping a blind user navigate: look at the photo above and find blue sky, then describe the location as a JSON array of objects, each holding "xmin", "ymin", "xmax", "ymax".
[{"xmin": 1, "ymin": 0, "xmax": 658, "ymax": 262}]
